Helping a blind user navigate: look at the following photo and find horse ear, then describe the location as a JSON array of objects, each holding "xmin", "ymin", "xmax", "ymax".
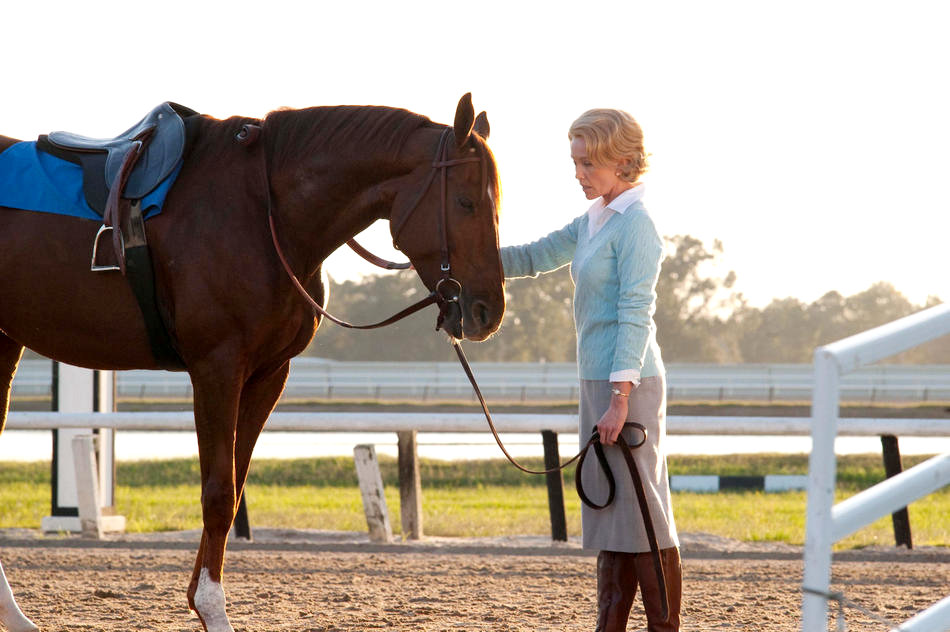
[
  {"xmin": 473, "ymin": 111, "xmax": 490, "ymax": 140},
  {"xmin": 453, "ymin": 93, "xmax": 475, "ymax": 147}
]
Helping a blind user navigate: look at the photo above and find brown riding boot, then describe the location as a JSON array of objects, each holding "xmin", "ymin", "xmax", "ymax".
[
  {"xmin": 595, "ymin": 551, "xmax": 637, "ymax": 631},
  {"xmin": 634, "ymin": 546, "xmax": 682, "ymax": 632}
]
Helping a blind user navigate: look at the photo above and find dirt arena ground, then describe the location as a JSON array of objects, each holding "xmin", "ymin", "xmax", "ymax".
[{"xmin": 1, "ymin": 529, "xmax": 948, "ymax": 631}]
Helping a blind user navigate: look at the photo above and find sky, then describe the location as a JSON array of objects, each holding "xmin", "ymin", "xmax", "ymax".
[{"xmin": 2, "ymin": 0, "xmax": 948, "ymax": 308}]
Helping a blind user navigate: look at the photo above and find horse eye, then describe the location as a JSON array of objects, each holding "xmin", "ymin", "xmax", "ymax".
[{"xmin": 456, "ymin": 195, "xmax": 475, "ymax": 213}]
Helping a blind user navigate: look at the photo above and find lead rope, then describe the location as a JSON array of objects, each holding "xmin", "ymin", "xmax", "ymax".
[
  {"xmin": 452, "ymin": 338, "xmax": 669, "ymax": 622},
  {"xmin": 450, "ymin": 339, "xmax": 591, "ymax": 475},
  {"xmin": 268, "ymin": 212, "xmax": 441, "ymax": 329}
]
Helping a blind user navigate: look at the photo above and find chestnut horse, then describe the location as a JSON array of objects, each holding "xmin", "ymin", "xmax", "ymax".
[{"xmin": 0, "ymin": 94, "xmax": 504, "ymax": 631}]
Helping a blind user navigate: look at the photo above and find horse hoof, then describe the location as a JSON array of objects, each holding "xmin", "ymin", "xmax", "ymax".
[
  {"xmin": 193, "ymin": 568, "xmax": 234, "ymax": 632},
  {"xmin": 0, "ymin": 612, "xmax": 39, "ymax": 632},
  {"xmin": 0, "ymin": 601, "xmax": 39, "ymax": 632}
]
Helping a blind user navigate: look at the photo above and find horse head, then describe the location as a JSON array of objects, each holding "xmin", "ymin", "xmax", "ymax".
[
  {"xmin": 259, "ymin": 95, "xmax": 505, "ymax": 342},
  {"xmin": 388, "ymin": 94, "xmax": 505, "ymax": 341}
]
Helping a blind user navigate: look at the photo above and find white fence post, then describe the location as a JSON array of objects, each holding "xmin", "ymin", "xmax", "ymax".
[
  {"xmin": 72, "ymin": 435, "xmax": 103, "ymax": 539},
  {"xmin": 397, "ymin": 430, "xmax": 423, "ymax": 540},
  {"xmin": 801, "ymin": 348, "xmax": 839, "ymax": 630},
  {"xmin": 68, "ymin": 434, "xmax": 126, "ymax": 538},
  {"xmin": 41, "ymin": 363, "xmax": 124, "ymax": 534},
  {"xmin": 801, "ymin": 303, "xmax": 950, "ymax": 631},
  {"xmin": 353, "ymin": 444, "xmax": 392, "ymax": 543}
]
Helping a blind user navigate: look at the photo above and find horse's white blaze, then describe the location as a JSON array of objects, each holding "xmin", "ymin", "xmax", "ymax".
[
  {"xmin": 194, "ymin": 567, "xmax": 233, "ymax": 632},
  {"xmin": 0, "ymin": 561, "xmax": 38, "ymax": 632}
]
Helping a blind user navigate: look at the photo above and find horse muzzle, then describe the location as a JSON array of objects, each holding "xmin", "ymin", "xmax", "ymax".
[{"xmin": 435, "ymin": 279, "xmax": 503, "ymax": 341}]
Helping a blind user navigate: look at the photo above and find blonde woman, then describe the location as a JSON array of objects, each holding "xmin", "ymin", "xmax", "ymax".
[{"xmin": 500, "ymin": 109, "xmax": 681, "ymax": 631}]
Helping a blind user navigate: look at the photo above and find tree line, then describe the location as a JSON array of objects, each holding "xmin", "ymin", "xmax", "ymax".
[{"xmin": 305, "ymin": 235, "xmax": 946, "ymax": 364}]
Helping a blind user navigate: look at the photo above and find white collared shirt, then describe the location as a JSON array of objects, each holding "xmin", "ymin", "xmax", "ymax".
[
  {"xmin": 587, "ymin": 183, "xmax": 645, "ymax": 239},
  {"xmin": 586, "ymin": 183, "xmax": 646, "ymax": 387}
]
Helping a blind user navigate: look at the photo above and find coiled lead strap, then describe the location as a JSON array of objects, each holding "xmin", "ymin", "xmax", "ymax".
[{"xmin": 575, "ymin": 423, "xmax": 669, "ymax": 623}]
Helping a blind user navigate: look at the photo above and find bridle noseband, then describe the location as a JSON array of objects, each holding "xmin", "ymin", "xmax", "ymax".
[{"xmin": 390, "ymin": 127, "xmax": 482, "ymax": 331}]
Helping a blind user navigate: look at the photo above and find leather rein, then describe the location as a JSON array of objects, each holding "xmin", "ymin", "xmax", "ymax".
[
  {"xmin": 263, "ymin": 127, "xmax": 472, "ymax": 332},
  {"xmin": 248, "ymin": 118, "xmax": 632, "ymax": 474}
]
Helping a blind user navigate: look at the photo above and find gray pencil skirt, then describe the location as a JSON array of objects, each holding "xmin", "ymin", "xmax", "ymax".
[{"xmin": 578, "ymin": 375, "xmax": 679, "ymax": 553}]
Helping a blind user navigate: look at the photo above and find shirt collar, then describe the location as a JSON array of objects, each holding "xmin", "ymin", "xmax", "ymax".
[
  {"xmin": 586, "ymin": 183, "xmax": 645, "ymax": 216},
  {"xmin": 606, "ymin": 183, "xmax": 645, "ymax": 213}
]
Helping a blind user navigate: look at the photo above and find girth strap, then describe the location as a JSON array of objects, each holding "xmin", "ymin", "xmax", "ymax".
[
  {"xmin": 123, "ymin": 200, "xmax": 184, "ymax": 369},
  {"xmin": 97, "ymin": 127, "xmax": 184, "ymax": 369}
]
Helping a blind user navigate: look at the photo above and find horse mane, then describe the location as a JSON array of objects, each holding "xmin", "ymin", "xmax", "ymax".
[
  {"xmin": 258, "ymin": 104, "xmax": 501, "ymax": 212},
  {"xmin": 262, "ymin": 105, "xmax": 435, "ymax": 170}
]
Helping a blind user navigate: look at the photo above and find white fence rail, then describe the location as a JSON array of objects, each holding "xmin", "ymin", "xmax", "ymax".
[
  {"xmin": 11, "ymin": 359, "xmax": 950, "ymax": 403},
  {"xmin": 7, "ymin": 411, "xmax": 950, "ymax": 436},
  {"xmin": 802, "ymin": 302, "xmax": 950, "ymax": 632}
]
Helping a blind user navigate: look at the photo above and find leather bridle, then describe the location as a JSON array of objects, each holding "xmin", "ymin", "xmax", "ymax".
[{"xmin": 264, "ymin": 126, "xmax": 479, "ymax": 333}]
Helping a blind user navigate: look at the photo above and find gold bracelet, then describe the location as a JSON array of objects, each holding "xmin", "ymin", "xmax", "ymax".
[{"xmin": 610, "ymin": 388, "xmax": 629, "ymax": 398}]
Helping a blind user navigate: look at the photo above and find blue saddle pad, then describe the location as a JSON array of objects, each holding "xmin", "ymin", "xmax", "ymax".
[{"xmin": 0, "ymin": 141, "xmax": 180, "ymax": 221}]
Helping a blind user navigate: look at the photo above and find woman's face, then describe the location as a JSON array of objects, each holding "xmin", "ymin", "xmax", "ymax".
[{"xmin": 570, "ymin": 136, "xmax": 627, "ymax": 202}]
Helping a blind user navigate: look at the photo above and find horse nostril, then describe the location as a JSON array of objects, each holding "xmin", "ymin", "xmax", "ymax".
[{"xmin": 472, "ymin": 300, "xmax": 492, "ymax": 328}]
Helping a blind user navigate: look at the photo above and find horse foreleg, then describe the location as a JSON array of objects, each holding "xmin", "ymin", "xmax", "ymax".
[
  {"xmin": 186, "ymin": 361, "xmax": 289, "ymax": 631},
  {"xmin": 0, "ymin": 560, "xmax": 37, "ymax": 632},
  {"xmin": 186, "ymin": 368, "xmax": 243, "ymax": 632},
  {"xmin": 233, "ymin": 362, "xmax": 290, "ymax": 512},
  {"xmin": 0, "ymin": 335, "xmax": 36, "ymax": 632},
  {"xmin": 0, "ymin": 332, "xmax": 24, "ymax": 434}
]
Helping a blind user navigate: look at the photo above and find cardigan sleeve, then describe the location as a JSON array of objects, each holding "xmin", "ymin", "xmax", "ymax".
[
  {"xmin": 499, "ymin": 216, "xmax": 581, "ymax": 279},
  {"xmin": 611, "ymin": 211, "xmax": 663, "ymax": 375}
]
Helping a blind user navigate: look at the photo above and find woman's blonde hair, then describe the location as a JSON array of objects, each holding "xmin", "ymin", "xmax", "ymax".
[{"xmin": 568, "ymin": 109, "xmax": 648, "ymax": 183}]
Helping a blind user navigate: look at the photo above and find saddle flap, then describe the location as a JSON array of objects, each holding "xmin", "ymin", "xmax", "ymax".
[{"xmin": 106, "ymin": 114, "xmax": 184, "ymax": 199}]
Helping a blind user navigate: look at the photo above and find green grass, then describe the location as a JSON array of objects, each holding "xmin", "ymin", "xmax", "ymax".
[{"xmin": 1, "ymin": 454, "xmax": 948, "ymax": 550}]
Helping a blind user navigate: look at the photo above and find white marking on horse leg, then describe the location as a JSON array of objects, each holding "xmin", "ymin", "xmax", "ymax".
[
  {"xmin": 193, "ymin": 567, "xmax": 234, "ymax": 632},
  {"xmin": 0, "ymin": 561, "xmax": 38, "ymax": 632}
]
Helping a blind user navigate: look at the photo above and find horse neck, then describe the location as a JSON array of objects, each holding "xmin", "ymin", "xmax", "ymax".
[
  {"xmin": 267, "ymin": 156, "xmax": 405, "ymax": 280},
  {"xmin": 265, "ymin": 117, "xmax": 439, "ymax": 280}
]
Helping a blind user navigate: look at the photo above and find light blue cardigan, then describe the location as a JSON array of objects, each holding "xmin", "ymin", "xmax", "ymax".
[{"xmin": 500, "ymin": 200, "xmax": 664, "ymax": 381}]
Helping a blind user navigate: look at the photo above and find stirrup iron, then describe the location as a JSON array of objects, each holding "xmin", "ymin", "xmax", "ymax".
[{"xmin": 90, "ymin": 224, "xmax": 122, "ymax": 272}]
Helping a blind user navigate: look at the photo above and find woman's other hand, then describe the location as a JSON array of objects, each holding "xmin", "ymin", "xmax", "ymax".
[{"xmin": 596, "ymin": 392, "xmax": 630, "ymax": 445}]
